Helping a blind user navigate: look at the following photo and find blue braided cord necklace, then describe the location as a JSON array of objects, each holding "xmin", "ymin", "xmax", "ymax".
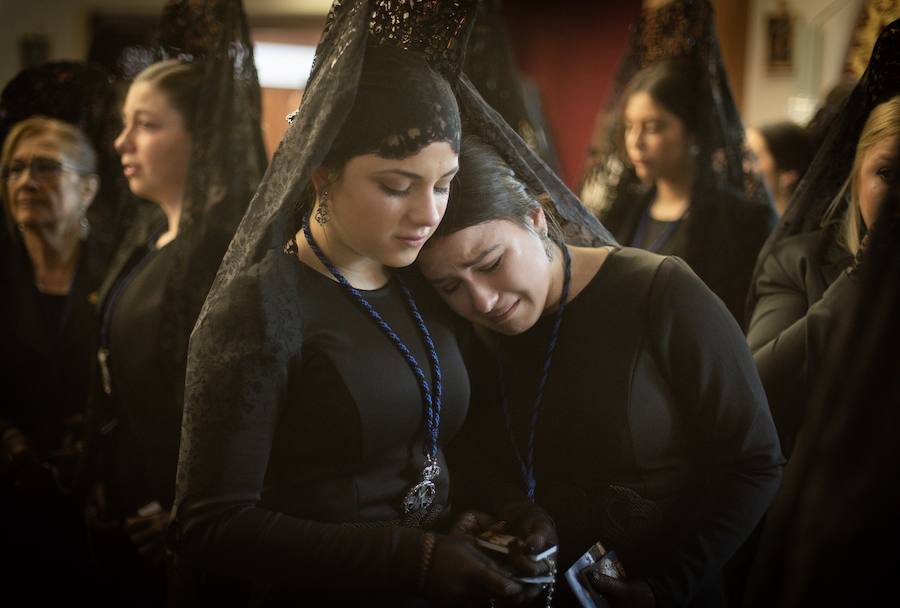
[
  {"xmin": 498, "ymin": 245, "xmax": 571, "ymax": 501},
  {"xmin": 299, "ymin": 216, "xmax": 443, "ymax": 517}
]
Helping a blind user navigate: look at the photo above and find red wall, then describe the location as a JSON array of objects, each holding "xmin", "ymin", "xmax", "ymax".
[{"xmin": 502, "ymin": 0, "xmax": 642, "ymax": 188}]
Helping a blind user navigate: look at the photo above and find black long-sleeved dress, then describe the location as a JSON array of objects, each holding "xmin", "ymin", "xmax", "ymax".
[
  {"xmin": 746, "ymin": 227, "xmax": 857, "ymax": 457},
  {"xmin": 0, "ymin": 237, "xmax": 105, "ymax": 602},
  {"xmin": 173, "ymin": 248, "xmax": 469, "ymax": 605},
  {"xmin": 453, "ymin": 247, "xmax": 783, "ymax": 608},
  {"xmin": 604, "ymin": 185, "xmax": 775, "ymax": 327}
]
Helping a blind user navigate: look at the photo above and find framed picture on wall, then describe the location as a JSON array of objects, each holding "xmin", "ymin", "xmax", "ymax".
[{"xmin": 766, "ymin": 8, "xmax": 794, "ymax": 74}]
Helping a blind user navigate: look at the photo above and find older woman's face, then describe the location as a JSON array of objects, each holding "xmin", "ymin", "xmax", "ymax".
[
  {"xmin": 857, "ymin": 134, "xmax": 900, "ymax": 229},
  {"xmin": 114, "ymin": 81, "xmax": 192, "ymax": 207},
  {"xmin": 5, "ymin": 133, "xmax": 92, "ymax": 232}
]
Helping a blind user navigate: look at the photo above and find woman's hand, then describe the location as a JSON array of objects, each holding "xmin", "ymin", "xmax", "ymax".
[
  {"xmin": 579, "ymin": 568, "xmax": 656, "ymax": 608},
  {"xmin": 125, "ymin": 506, "xmax": 171, "ymax": 564},
  {"xmin": 425, "ymin": 533, "xmax": 524, "ymax": 607},
  {"xmin": 499, "ymin": 501, "xmax": 559, "ymax": 578},
  {"xmin": 445, "ymin": 507, "xmax": 558, "ymax": 606}
]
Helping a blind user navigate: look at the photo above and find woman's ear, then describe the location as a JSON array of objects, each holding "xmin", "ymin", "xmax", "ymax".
[
  {"xmin": 81, "ymin": 175, "xmax": 100, "ymax": 209},
  {"xmin": 527, "ymin": 205, "xmax": 548, "ymax": 234},
  {"xmin": 311, "ymin": 166, "xmax": 331, "ymax": 197}
]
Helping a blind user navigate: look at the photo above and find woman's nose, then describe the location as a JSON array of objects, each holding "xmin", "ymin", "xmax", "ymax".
[
  {"xmin": 469, "ymin": 282, "xmax": 498, "ymax": 315},
  {"xmin": 409, "ymin": 189, "xmax": 444, "ymax": 228},
  {"xmin": 114, "ymin": 127, "xmax": 131, "ymax": 155}
]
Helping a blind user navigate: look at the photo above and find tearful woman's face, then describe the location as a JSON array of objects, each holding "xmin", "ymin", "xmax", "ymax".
[{"xmin": 857, "ymin": 134, "xmax": 900, "ymax": 229}]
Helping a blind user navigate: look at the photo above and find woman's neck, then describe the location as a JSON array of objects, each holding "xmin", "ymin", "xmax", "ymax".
[
  {"xmin": 651, "ymin": 168, "xmax": 694, "ymax": 221},
  {"xmin": 155, "ymin": 198, "xmax": 183, "ymax": 248},
  {"xmin": 22, "ymin": 225, "xmax": 83, "ymax": 294},
  {"xmin": 295, "ymin": 219, "xmax": 389, "ymax": 290}
]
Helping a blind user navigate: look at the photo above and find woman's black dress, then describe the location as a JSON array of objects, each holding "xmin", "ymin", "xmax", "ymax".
[
  {"xmin": 0, "ymin": 237, "xmax": 106, "ymax": 601},
  {"xmin": 454, "ymin": 247, "xmax": 783, "ymax": 608},
  {"xmin": 173, "ymin": 249, "xmax": 469, "ymax": 604},
  {"xmin": 604, "ymin": 185, "xmax": 775, "ymax": 326}
]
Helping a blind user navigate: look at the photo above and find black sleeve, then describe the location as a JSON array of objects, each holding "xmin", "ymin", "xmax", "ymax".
[
  {"xmin": 644, "ymin": 257, "xmax": 783, "ymax": 607},
  {"xmin": 172, "ymin": 259, "xmax": 423, "ymax": 594},
  {"xmin": 746, "ymin": 248, "xmax": 859, "ymax": 453}
]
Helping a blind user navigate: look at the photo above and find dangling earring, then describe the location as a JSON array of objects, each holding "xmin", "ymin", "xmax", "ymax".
[
  {"xmin": 541, "ymin": 230, "xmax": 554, "ymax": 261},
  {"xmin": 689, "ymin": 143, "xmax": 700, "ymax": 158},
  {"xmin": 79, "ymin": 207, "xmax": 90, "ymax": 238},
  {"xmin": 314, "ymin": 191, "xmax": 330, "ymax": 225}
]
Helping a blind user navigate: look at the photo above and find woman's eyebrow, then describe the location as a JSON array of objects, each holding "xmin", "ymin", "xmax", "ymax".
[{"xmin": 372, "ymin": 166, "xmax": 459, "ymax": 180}]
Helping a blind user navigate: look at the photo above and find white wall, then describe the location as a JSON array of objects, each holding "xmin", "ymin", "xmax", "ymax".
[
  {"xmin": 743, "ymin": 0, "xmax": 864, "ymax": 127},
  {"xmin": 0, "ymin": 0, "xmax": 331, "ymax": 87}
]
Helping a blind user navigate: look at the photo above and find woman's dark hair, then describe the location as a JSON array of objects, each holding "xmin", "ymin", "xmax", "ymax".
[
  {"xmin": 433, "ymin": 134, "xmax": 562, "ymax": 241},
  {"xmin": 758, "ymin": 121, "xmax": 814, "ymax": 181},
  {"xmin": 616, "ymin": 58, "xmax": 711, "ymax": 153},
  {"xmin": 133, "ymin": 59, "xmax": 203, "ymax": 133},
  {"xmin": 322, "ymin": 45, "xmax": 461, "ymax": 170}
]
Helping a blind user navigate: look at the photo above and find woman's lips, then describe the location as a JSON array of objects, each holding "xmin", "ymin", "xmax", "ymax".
[
  {"xmin": 122, "ymin": 164, "xmax": 140, "ymax": 177},
  {"xmin": 396, "ymin": 234, "xmax": 429, "ymax": 247},
  {"xmin": 487, "ymin": 299, "xmax": 519, "ymax": 322}
]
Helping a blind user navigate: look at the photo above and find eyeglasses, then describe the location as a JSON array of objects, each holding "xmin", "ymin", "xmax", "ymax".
[{"xmin": 3, "ymin": 156, "xmax": 82, "ymax": 182}]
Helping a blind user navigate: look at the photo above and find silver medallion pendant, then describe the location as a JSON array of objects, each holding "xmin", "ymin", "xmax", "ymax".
[{"xmin": 402, "ymin": 457, "xmax": 441, "ymax": 515}]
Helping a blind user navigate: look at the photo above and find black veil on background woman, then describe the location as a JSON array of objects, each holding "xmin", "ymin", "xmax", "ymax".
[
  {"xmin": 464, "ymin": 0, "xmax": 560, "ymax": 172},
  {"xmin": 747, "ymin": 19, "xmax": 900, "ymax": 305},
  {"xmin": 95, "ymin": 0, "xmax": 267, "ymax": 399},
  {"xmin": 579, "ymin": 0, "xmax": 770, "ymax": 220}
]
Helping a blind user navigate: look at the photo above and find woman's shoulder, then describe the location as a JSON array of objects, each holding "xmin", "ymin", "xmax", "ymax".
[{"xmin": 763, "ymin": 228, "xmax": 832, "ymax": 276}]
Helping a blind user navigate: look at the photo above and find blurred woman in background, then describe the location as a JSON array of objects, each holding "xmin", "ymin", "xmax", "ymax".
[
  {"xmin": 746, "ymin": 122, "xmax": 814, "ymax": 216},
  {"xmin": 1, "ymin": 116, "xmax": 103, "ymax": 602}
]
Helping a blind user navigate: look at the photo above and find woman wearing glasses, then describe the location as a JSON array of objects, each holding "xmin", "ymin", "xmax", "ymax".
[{"xmin": 0, "ymin": 116, "xmax": 104, "ymax": 600}]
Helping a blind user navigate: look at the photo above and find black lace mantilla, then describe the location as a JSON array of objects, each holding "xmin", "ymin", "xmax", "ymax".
[
  {"xmin": 579, "ymin": 0, "xmax": 768, "ymax": 217},
  {"xmin": 748, "ymin": 18, "xmax": 900, "ymax": 298}
]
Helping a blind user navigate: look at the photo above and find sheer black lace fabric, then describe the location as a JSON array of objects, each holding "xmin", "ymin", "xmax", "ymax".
[
  {"xmin": 748, "ymin": 18, "xmax": 900, "ymax": 297},
  {"xmin": 579, "ymin": 0, "xmax": 770, "ymax": 217},
  {"xmin": 464, "ymin": 0, "xmax": 560, "ymax": 170},
  {"xmin": 150, "ymin": 0, "xmax": 267, "ymax": 383}
]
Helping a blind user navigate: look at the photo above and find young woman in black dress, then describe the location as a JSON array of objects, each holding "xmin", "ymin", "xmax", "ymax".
[{"xmin": 419, "ymin": 135, "xmax": 783, "ymax": 608}]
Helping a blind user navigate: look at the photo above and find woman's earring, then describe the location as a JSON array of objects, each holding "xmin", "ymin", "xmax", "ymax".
[
  {"xmin": 79, "ymin": 207, "xmax": 90, "ymax": 238},
  {"xmin": 541, "ymin": 231, "xmax": 554, "ymax": 261},
  {"xmin": 689, "ymin": 143, "xmax": 700, "ymax": 158},
  {"xmin": 314, "ymin": 191, "xmax": 330, "ymax": 225}
]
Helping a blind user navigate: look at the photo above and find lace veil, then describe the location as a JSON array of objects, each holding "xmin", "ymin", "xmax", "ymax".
[
  {"xmin": 748, "ymin": 19, "xmax": 900, "ymax": 298},
  {"xmin": 464, "ymin": 0, "xmax": 560, "ymax": 171},
  {"xmin": 578, "ymin": 0, "xmax": 770, "ymax": 217}
]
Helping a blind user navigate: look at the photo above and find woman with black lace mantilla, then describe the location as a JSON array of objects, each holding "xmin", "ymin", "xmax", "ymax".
[
  {"xmin": 171, "ymin": 1, "xmax": 564, "ymax": 605},
  {"xmin": 746, "ymin": 20, "xmax": 900, "ymax": 459},
  {"xmin": 580, "ymin": 0, "xmax": 776, "ymax": 327},
  {"xmin": 85, "ymin": 0, "xmax": 267, "ymax": 604}
]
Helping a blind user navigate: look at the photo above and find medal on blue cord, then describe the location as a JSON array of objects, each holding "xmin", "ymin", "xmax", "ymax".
[{"xmin": 299, "ymin": 216, "xmax": 443, "ymax": 517}]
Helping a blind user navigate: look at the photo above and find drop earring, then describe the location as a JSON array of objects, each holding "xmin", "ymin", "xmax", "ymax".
[
  {"xmin": 314, "ymin": 191, "xmax": 330, "ymax": 225},
  {"xmin": 79, "ymin": 207, "xmax": 90, "ymax": 238},
  {"xmin": 541, "ymin": 230, "xmax": 554, "ymax": 261}
]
